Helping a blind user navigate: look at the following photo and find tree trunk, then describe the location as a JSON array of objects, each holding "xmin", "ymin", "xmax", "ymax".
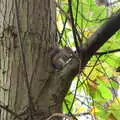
[
  {"xmin": 0, "ymin": 0, "xmax": 59, "ymax": 120},
  {"xmin": 0, "ymin": 0, "xmax": 120, "ymax": 120}
]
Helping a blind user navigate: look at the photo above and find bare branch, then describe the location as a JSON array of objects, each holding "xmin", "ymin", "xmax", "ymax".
[
  {"xmin": 56, "ymin": 10, "xmax": 120, "ymax": 102},
  {"xmin": 46, "ymin": 113, "xmax": 73, "ymax": 120},
  {"xmin": 84, "ymin": 10, "xmax": 120, "ymax": 58},
  {"xmin": 95, "ymin": 48, "xmax": 120, "ymax": 55}
]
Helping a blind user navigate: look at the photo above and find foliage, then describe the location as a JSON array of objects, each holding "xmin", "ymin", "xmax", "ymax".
[{"xmin": 56, "ymin": 0, "xmax": 120, "ymax": 119}]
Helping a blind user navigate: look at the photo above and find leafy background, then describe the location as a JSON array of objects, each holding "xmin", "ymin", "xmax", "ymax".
[{"xmin": 56, "ymin": 0, "xmax": 120, "ymax": 119}]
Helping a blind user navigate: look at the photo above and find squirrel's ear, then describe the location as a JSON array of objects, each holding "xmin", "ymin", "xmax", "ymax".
[{"xmin": 49, "ymin": 47, "xmax": 60, "ymax": 57}]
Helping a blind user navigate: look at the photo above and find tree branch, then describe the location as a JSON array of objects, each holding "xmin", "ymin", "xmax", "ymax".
[
  {"xmin": 95, "ymin": 48, "xmax": 120, "ymax": 55},
  {"xmin": 56, "ymin": 10, "xmax": 120, "ymax": 101},
  {"xmin": 84, "ymin": 10, "xmax": 120, "ymax": 58}
]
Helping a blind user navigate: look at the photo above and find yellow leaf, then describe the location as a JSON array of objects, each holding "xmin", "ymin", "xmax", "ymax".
[
  {"xmin": 56, "ymin": 14, "xmax": 63, "ymax": 32},
  {"xmin": 110, "ymin": 97, "xmax": 120, "ymax": 105},
  {"xmin": 76, "ymin": 107, "xmax": 86, "ymax": 114},
  {"xmin": 83, "ymin": 28, "xmax": 95, "ymax": 37},
  {"xmin": 98, "ymin": 76, "xmax": 109, "ymax": 83},
  {"xmin": 90, "ymin": 107, "xmax": 100, "ymax": 114},
  {"xmin": 64, "ymin": 0, "xmax": 68, "ymax": 3},
  {"xmin": 88, "ymin": 80, "xmax": 98, "ymax": 89}
]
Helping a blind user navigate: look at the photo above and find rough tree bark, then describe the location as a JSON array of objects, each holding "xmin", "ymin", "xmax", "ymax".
[
  {"xmin": 0, "ymin": 0, "xmax": 120, "ymax": 120},
  {"xmin": 0, "ymin": 0, "xmax": 57, "ymax": 120}
]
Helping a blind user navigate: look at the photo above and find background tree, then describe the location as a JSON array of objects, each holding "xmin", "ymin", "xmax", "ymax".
[{"xmin": 0, "ymin": 0, "xmax": 120, "ymax": 120}]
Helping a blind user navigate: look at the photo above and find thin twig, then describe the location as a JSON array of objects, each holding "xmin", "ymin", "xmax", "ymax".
[
  {"xmin": 95, "ymin": 48, "xmax": 120, "ymax": 55},
  {"xmin": 68, "ymin": 0, "xmax": 80, "ymax": 55},
  {"xmin": 64, "ymin": 100, "xmax": 78, "ymax": 120},
  {"xmin": 46, "ymin": 113, "xmax": 73, "ymax": 120},
  {"xmin": 0, "ymin": 104, "xmax": 23, "ymax": 120}
]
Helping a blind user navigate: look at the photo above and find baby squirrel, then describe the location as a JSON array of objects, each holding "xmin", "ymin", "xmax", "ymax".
[{"xmin": 50, "ymin": 47, "xmax": 73, "ymax": 69}]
